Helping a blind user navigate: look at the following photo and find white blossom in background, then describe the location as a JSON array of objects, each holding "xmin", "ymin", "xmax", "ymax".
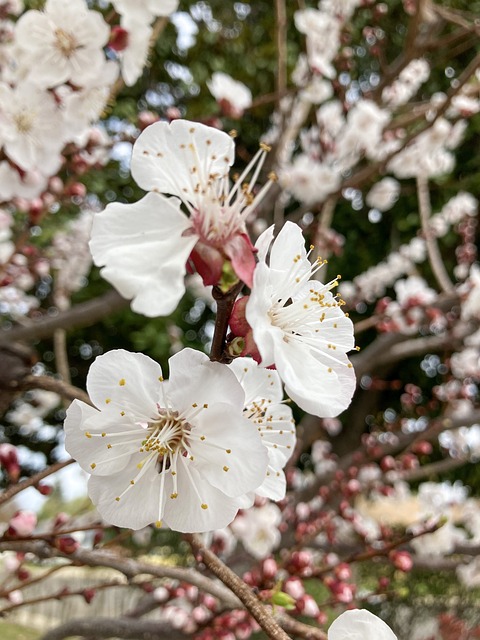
[
  {"xmin": 461, "ymin": 264, "xmax": 480, "ymax": 321},
  {"xmin": 90, "ymin": 120, "xmax": 273, "ymax": 317},
  {"xmin": 246, "ymin": 221, "xmax": 356, "ymax": 417},
  {"xmin": 207, "ymin": 71, "xmax": 252, "ymax": 118},
  {"xmin": 50, "ymin": 209, "xmax": 94, "ymax": 310},
  {"xmin": 230, "ymin": 502, "xmax": 282, "ymax": 559},
  {"xmin": 294, "ymin": 8, "xmax": 341, "ymax": 78},
  {"xmin": 0, "ymin": 162, "xmax": 48, "ymax": 202},
  {"xmin": 388, "ymin": 118, "xmax": 462, "ymax": 179},
  {"xmin": 411, "ymin": 521, "xmax": 467, "ymax": 557},
  {"xmin": 328, "ymin": 609, "xmax": 397, "ymax": 640},
  {"xmin": 7, "ymin": 390, "xmax": 60, "ymax": 433},
  {"xmin": 64, "ymin": 348, "xmax": 268, "ymax": 532},
  {"xmin": 228, "ymin": 358, "xmax": 296, "ymax": 501},
  {"xmin": 450, "ymin": 348, "xmax": 480, "ymax": 380},
  {"xmin": 0, "ymin": 81, "xmax": 65, "ymax": 173},
  {"xmin": 382, "ymin": 58, "xmax": 430, "ymax": 107},
  {"xmin": 457, "ymin": 556, "xmax": 480, "ymax": 588},
  {"xmin": 279, "ymin": 155, "xmax": 341, "ymax": 205},
  {"xmin": 299, "ymin": 76, "xmax": 333, "ymax": 104},
  {"xmin": 111, "ymin": 0, "xmax": 179, "ymax": 23},
  {"xmin": 366, "ymin": 177, "xmax": 400, "ymax": 212},
  {"xmin": 15, "ymin": 0, "xmax": 110, "ymax": 89},
  {"xmin": 115, "ymin": 16, "xmax": 153, "ymax": 87},
  {"xmin": 338, "ymin": 100, "xmax": 391, "ymax": 162},
  {"xmin": 61, "ymin": 61, "xmax": 119, "ymax": 140}
]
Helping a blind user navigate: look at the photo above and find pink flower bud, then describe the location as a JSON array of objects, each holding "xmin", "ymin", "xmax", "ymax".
[
  {"xmin": 108, "ymin": 26, "xmax": 129, "ymax": 51},
  {"xmin": 262, "ymin": 558, "xmax": 278, "ymax": 580},
  {"xmin": 390, "ymin": 550, "xmax": 413, "ymax": 572},
  {"xmin": 0, "ymin": 444, "xmax": 20, "ymax": 482},
  {"xmin": 334, "ymin": 563, "xmax": 352, "ymax": 581},
  {"xmin": 8, "ymin": 511, "xmax": 37, "ymax": 537},
  {"xmin": 54, "ymin": 536, "xmax": 79, "ymax": 554},
  {"xmin": 284, "ymin": 577, "xmax": 305, "ymax": 600},
  {"xmin": 299, "ymin": 594, "xmax": 320, "ymax": 617}
]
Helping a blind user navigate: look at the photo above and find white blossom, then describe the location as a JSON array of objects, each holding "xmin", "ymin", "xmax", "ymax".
[
  {"xmin": 90, "ymin": 120, "xmax": 273, "ymax": 317},
  {"xmin": 366, "ymin": 177, "xmax": 400, "ymax": 212},
  {"xmin": 15, "ymin": 0, "xmax": 110, "ymax": 89},
  {"xmin": 0, "ymin": 81, "xmax": 64, "ymax": 173},
  {"xmin": 230, "ymin": 502, "xmax": 282, "ymax": 559},
  {"xmin": 64, "ymin": 348, "xmax": 268, "ymax": 532},
  {"xmin": 207, "ymin": 72, "xmax": 252, "ymax": 117},
  {"xmin": 111, "ymin": 0, "xmax": 179, "ymax": 23},
  {"xmin": 246, "ymin": 221, "xmax": 356, "ymax": 417}
]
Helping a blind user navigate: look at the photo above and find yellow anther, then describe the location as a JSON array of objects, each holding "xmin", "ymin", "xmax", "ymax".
[
  {"xmin": 105, "ymin": 398, "xmax": 111, "ymax": 404},
  {"xmin": 119, "ymin": 378, "xmax": 126, "ymax": 386},
  {"xmin": 85, "ymin": 432, "xmax": 92, "ymax": 439},
  {"xmin": 90, "ymin": 463, "xmax": 96, "ymax": 469},
  {"xmin": 170, "ymin": 493, "xmax": 178, "ymax": 499},
  {"xmin": 223, "ymin": 466, "xmax": 229, "ymax": 472},
  {"xmin": 155, "ymin": 521, "xmax": 162, "ymax": 528},
  {"xmin": 201, "ymin": 503, "xmax": 208, "ymax": 510}
]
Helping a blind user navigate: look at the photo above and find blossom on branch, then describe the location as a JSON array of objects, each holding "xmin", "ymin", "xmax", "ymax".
[
  {"xmin": 245, "ymin": 221, "xmax": 356, "ymax": 417},
  {"xmin": 64, "ymin": 348, "xmax": 268, "ymax": 532},
  {"xmin": 90, "ymin": 119, "xmax": 274, "ymax": 316}
]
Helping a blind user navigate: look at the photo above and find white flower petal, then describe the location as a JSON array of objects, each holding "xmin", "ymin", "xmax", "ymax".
[
  {"xmin": 167, "ymin": 348, "xmax": 245, "ymax": 414},
  {"xmin": 162, "ymin": 456, "xmax": 242, "ymax": 533},
  {"xmin": 191, "ymin": 404, "xmax": 268, "ymax": 497},
  {"xmin": 88, "ymin": 452, "xmax": 165, "ymax": 530},
  {"xmin": 228, "ymin": 357, "xmax": 283, "ymax": 405},
  {"xmin": 64, "ymin": 400, "xmax": 143, "ymax": 476},
  {"xmin": 90, "ymin": 192, "xmax": 197, "ymax": 317},
  {"xmin": 274, "ymin": 331, "xmax": 355, "ymax": 418},
  {"xmin": 131, "ymin": 120, "xmax": 235, "ymax": 208},
  {"xmin": 86, "ymin": 349, "xmax": 162, "ymax": 417},
  {"xmin": 328, "ymin": 610, "xmax": 397, "ymax": 640}
]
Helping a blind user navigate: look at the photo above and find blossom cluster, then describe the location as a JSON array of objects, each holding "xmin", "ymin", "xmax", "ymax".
[{"xmin": 66, "ymin": 119, "xmax": 356, "ymax": 532}]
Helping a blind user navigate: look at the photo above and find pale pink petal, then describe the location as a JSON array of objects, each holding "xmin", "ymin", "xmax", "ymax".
[{"xmin": 224, "ymin": 233, "xmax": 256, "ymax": 288}]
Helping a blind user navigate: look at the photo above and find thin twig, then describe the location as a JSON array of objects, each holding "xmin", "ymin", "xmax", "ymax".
[
  {"xmin": 185, "ymin": 533, "xmax": 292, "ymax": 640},
  {"xmin": 0, "ymin": 459, "xmax": 75, "ymax": 506},
  {"xmin": 0, "ymin": 289, "xmax": 128, "ymax": 345},
  {"xmin": 416, "ymin": 176, "xmax": 454, "ymax": 294},
  {"xmin": 275, "ymin": 0, "xmax": 287, "ymax": 105}
]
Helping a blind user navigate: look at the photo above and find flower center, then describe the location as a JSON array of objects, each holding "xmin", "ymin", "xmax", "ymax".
[
  {"xmin": 140, "ymin": 410, "xmax": 190, "ymax": 465},
  {"xmin": 14, "ymin": 111, "xmax": 33, "ymax": 134},
  {"xmin": 54, "ymin": 28, "xmax": 78, "ymax": 57}
]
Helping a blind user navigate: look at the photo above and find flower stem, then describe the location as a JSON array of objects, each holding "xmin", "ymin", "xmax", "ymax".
[{"xmin": 210, "ymin": 282, "xmax": 244, "ymax": 362}]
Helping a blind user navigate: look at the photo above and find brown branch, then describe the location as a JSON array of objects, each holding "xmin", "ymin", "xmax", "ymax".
[
  {"xmin": 41, "ymin": 617, "xmax": 189, "ymax": 640},
  {"xmin": 417, "ymin": 176, "xmax": 454, "ymax": 294},
  {"xmin": 277, "ymin": 615, "xmax": 326, "ymax": 640},
  {"xmin": 0, "ymin": 289, "xmax": 128, "ymax": 345},
  {"xmin": 0, "ymin": 459, "xmax": 75, "ymax": 506},
  {"xmin": 0, "ymin": 540, "xmax": 240, "ymax": 609},
  {"xmin": 398, "ymin": 456, "xmax": 466, "ymax": 482},
  {"xmin": 275, "ymin": 0, "xmax": 287, "ymax": 103},
  {"xmin": 20, "ymin": 374, "xmax": 91, "ymax": 405},
  {"xmin": 185, "ymin": 533, "xmax": 292, "ymax": 640}
]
